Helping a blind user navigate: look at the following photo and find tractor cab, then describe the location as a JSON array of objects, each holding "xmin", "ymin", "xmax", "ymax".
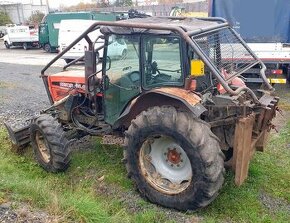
[{"xmin": 101, "ymin": 33, "xmax": 185, "ymax": 125}]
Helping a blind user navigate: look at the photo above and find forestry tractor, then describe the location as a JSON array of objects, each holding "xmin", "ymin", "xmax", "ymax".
[{"xmin": 5, "ymin": 16, "xmax": 279, "ymax": 211}]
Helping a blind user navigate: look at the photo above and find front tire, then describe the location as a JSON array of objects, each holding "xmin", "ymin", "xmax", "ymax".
[
  {"xmin": 124, "ymin": 106, "xmax": 225, "ymax": 211},
  {"xmin": 43, "ymin": 43, "xmax": 51, "ymax": 53},
  {"xmin": 23, "ymin": 43, "xmax": 28, "ymax": 50},
  {"xmin": 30, "ymin": 114, "xmax": 71, "ymax": 172},
  {"xmin": 64, "ymin": 59, "xmax": 74, "ymax": 64},
  {"xmin": 4, "ymin": 41, "xmax": 10, "ymax": 49}
]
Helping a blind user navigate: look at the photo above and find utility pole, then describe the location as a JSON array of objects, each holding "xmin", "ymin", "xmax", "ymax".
[{"xmin": 46, "ymin": 0, "xmax": 50, "ymax": 12}]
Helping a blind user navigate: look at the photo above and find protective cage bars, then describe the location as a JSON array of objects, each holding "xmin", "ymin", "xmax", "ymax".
[
  {"xmin": 191, "ymin": 27, "xmax": 259, "ymax": 80},
  {"xmin": 41, "ymin": 17, "xmax": 272, "ymax": 105}
]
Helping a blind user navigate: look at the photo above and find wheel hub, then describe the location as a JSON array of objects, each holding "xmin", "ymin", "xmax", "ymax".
[
  {"xmin": 139, "ymin": 135, "xmax": 192, "ymax": 195},
  {"xmin": 166, "ymin": 148, "xmax": 181, "ymax": 165}
]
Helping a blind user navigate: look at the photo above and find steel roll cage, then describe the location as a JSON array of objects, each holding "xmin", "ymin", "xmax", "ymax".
[{"xmin": 41, "ymin": 17, "xmax": 273, "ymax": 104}]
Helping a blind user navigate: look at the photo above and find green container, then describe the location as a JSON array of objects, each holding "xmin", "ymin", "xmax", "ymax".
[{"xmin": 39, "ymin": 11, "xmax": 125, "ymax": 52}]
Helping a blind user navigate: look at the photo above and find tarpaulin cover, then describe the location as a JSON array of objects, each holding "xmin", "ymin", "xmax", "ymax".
[{"xmin": 209, "ymin": 0, "xmax": 290, "ymax": 43}]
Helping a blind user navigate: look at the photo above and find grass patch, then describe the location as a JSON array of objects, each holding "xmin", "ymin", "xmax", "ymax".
[{"xmin": 0, "ymin": 119, "xmax": 289, "ymax": 222}]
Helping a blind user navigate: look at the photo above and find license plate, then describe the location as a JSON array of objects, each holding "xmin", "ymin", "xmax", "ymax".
[{"xmin": 267, "ymin": 78, "xmax": 287, "ymax": 84}]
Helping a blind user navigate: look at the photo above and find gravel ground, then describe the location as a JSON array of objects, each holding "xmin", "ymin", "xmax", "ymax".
[
  {"xmin": 0, "ymin": 62, "xmax": 50, "ymax": 123},
  {"xmin": 0, "ymin": 43, "xmax": 67, "ymax": 222},
  {"xmin": 0, "ymin": 202, "xmax": 56, "ymax": 223},
  {"xmin": 0, "ymin": 40, "xmax": 62, "ymax": 125}
]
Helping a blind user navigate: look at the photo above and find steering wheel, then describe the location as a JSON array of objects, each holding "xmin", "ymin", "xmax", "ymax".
[{"xmin": 151, "ymin": 61, "xmax": 160, "ymax": 75}]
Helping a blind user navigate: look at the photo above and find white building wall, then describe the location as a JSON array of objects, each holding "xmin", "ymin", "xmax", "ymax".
[{"xmin": 0, "ymin": 3, "xmax": 48, "ymax": 24}]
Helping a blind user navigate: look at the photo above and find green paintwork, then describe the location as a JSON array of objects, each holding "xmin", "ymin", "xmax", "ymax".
[
  {"xmin": 39, "ymin": 12, "xmax": 126, "ymax": 50},
  {"xmin": 104, "ymin": 35, "xmax": 184, "ymax": 126},
  {"xmin": 104, "ymin": 35, "xmax": 140, "ymax": 125}
]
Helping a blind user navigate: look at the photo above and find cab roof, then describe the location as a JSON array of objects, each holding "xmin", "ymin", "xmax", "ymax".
[{"xmin": 100, "ymin": 17, "xmax": 226, "ymax": 35}]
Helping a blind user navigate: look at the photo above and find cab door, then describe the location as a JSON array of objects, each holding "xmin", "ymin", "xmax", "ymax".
[{"xmin": 103, "ymin": 35, "xmax": 141, "ymax": 126}]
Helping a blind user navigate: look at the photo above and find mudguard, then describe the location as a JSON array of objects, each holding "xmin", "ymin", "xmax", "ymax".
[{"xmin": 113, "ymin": 87, "xmax": 207, "ymax": 129}]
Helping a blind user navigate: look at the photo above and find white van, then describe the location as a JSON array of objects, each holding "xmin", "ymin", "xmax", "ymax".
[
  {"xmin": 58, "ymin": 19, "xmax": 127, "ymax": 63},
  {"xmin": 3, "ymin": 24, "xmax": 39, "ymax": 50}
]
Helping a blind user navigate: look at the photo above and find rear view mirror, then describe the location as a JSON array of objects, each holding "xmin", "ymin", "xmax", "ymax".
[{"xmin": 106, "ymin": 56, "xmax": 111, "ymax": 71}]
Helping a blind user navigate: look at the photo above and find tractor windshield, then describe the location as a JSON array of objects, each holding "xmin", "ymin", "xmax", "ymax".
[{"xmin": 191, "ymin": 27, "xmax": 259, "ymax": 81}]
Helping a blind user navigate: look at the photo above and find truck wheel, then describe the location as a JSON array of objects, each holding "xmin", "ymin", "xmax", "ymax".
[
  {"xmin": 124, "ymin": 106, "xmax": 225, "ymax": 211},
  {"xmin": 287, "ymin": 66, "xmax": 290, "ymax": 82},
  {"xmin": 64, "ymin": 59, "xmax": 74, "ymax": 64},
  {"xmin": 44, "ymin": 43, "xmax": 51, "ymax": 53},
  {"xmin": 4, "ymin": 41, "xmax": 10, "ymax": 49},
  {"xmin": 23, "ymin": 43, "xmax": 28, "ymax": 50},
  {"xmin": 30, "ymin": 114, "xmax": 71, "ymax": 172}
]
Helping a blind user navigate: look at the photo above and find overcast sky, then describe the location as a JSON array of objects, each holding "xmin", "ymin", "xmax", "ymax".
[
  {"xmin": 2, "ymin": 0, "xmax": 94, "ymax": 8},
  {"xmin": 2, "ymin": 0, "xmax": 203, "ymax": 8},
  {"xmin": 47, "ymin": 0, "xmax": 93, "ymax": 8}
]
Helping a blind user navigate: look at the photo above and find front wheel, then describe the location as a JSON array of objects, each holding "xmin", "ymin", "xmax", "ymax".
[
  {"xmin": 30, "ymin": 114, "xmax": 71, "ymax": 172},
  {"xmin": 124, "ymin": 106, "xmax": 225, "ymax": 211},
  {"xmin": 4, "ymin": 41, "xmax": 10, "ymax": 49},
  {"xmin": 64, "ymin": 59, "xmax": 74, "ymax": 64},
  {"xmin": 23, "ymin": 43, "xmax": 28, "ymax": 50},
  {"xmin": 43, "ymin": 43, "xmax": 51, "ymax": 53}
]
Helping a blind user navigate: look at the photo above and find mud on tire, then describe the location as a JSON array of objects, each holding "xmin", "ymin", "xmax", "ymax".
[
  {"xmin": 124, "ymin": 106, "xmax": 225, "ymax": 211},
  {"xmin": 30, "ymin": 114, "xmax": 71, "ymax": 172}
]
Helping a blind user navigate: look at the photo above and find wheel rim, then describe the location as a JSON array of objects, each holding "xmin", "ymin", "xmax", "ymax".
[
  {"xmin": 44, "ymin": 44, "xmax": 50, "ymax": 52},
  {"xmin": 139, "ymin": 135, "xmax": 192, "ymax": 195},
  {"xmin": 35, "ymin": 130, "xmax": 51, "ymax": 163}
]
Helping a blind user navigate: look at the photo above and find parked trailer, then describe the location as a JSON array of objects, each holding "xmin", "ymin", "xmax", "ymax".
[
  {"xmin": 209, "ymin": 0, "xmax": 290, "ymax": 84},
  {"xmin": 3, "ymin": 25, "xmax": 40, "ymax": 50},
  {"xmin": 39, "ymin": 11, "xmax": 127, "ymax": 53}
]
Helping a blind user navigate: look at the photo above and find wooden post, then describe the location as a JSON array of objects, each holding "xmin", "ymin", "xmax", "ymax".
[
  {"xmin": 255, "ymin": 130, "xmax": 269, "ymax": 152},
  {"xmin": 232, "ymin": 114, "xmax": 255, "ymax": 186}
]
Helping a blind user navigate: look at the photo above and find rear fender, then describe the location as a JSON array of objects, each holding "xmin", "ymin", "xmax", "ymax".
[{"xmin": 113, "ymin": 87, "xmax": 206, "ymax": 129}]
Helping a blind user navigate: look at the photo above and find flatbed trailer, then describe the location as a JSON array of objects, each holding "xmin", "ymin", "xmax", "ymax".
[{"xmin": 209, "ymin": 0, "xmax": 290, "ymax": 84}]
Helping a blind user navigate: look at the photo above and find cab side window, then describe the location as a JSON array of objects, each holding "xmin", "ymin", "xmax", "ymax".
[{"xmin": 143, "ymin": 36, "xmax": 183, "ymax": 89}]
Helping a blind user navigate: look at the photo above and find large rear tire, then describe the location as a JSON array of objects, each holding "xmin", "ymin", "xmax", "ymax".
[
  {"xmin": 30, "ymin": 114, "xmax": 71, "ymax": 172},
  {"xmin": 124, "ymin": 106, "xmax": 225, "ymax": 211}
]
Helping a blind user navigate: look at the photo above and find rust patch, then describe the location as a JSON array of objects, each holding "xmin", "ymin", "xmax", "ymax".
[{"xmin": 152, "ymin": 87, "xmax": 201, "ymax": 106}]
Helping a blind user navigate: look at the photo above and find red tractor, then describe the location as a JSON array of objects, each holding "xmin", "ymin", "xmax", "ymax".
[{"xmin": 5, "ymin": 17, "xmax": 278, "ymax": 211}]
